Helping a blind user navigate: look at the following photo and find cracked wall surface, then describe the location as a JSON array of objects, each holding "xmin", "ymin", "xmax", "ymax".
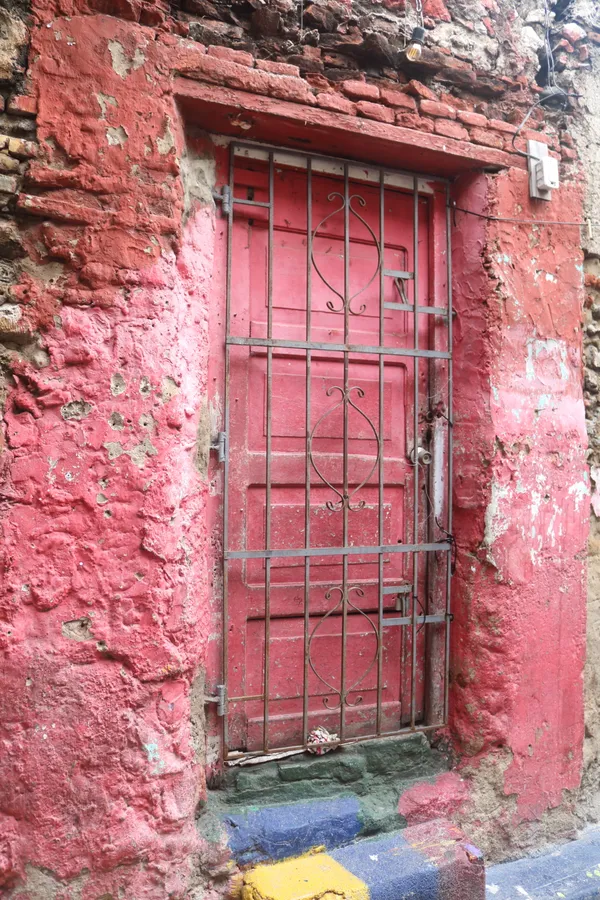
[{"xmin": 0, "ymin": 0, "xmax": 596, "ymax": 896}]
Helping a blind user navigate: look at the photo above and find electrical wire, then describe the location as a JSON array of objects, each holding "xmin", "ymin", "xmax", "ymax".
[{"xmin": 450, "ymin": 202, "xmax": 597, "ymax": 230}]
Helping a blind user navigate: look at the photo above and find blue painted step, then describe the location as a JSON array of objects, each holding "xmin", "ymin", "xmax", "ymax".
[
  {"xmin": 224, "ymin": 796, "xmax": 362, "ymax": 866},
  {"xmin": 486, "ymin": 827, "xmax": 600, "ymax": 899}
]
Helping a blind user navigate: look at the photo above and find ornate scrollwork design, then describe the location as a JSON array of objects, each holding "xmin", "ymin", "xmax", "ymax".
[
  {"xmin": 308, "ymin": 585, "xmax": 380, "ymax": 710},
  {"xmin": 309, "ymin": 385, "xmax": 381, "ymax": 511},
  {"xmin": 311, "ymin": 192, "xmax": 382, "ymax": 316}
]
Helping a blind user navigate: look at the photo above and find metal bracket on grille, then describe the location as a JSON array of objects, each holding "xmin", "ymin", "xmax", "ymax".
[
  {"xmin": 205, "ymin": 684, "xmax": 227, "ymax": 717},
  {"xmin": 211, "ymin": 431, "xmax": 227, "ymax": 463},
  {"xmin": 212, "ymin": 185, "xmax": 232, "ymax": 216}
]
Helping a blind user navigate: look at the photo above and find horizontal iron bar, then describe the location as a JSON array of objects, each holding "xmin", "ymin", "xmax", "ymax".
[
  {"xmin": 383, "ymin": 614, "xmax": 447, "ymax": 627},
  {"xmin": 382, "ymin": 585, "xmax": 412, "ymax": 595},
  {"xmin": 231, "ymin": 197, "xmax": 271, "ymax": 209},
  {"xmin": 383, "ymin": 269, "xmax": 414, "ymax": 279},
  {"xmin": 225, "ymin": 542, "xmax": 451, "ymax": 560},
  {"xmin": 384, "ymin": 302, "xmax": 449, "ymax": 316},
  {"xmin": 223, "ymin": 722, "xmax": 446, "ymax": 761},
  {"xmin": 226, "ymin": 336, "xmax": 451, "ymax": 360},
  {"xmin": 232, "ymin": 140, "xmax": 452, "ymax": 185}
]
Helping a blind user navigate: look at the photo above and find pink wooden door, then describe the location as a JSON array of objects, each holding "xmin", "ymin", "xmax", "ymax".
[{"xmin": 215, "ymin": 145, "xmax": 451, "ymax": 757}]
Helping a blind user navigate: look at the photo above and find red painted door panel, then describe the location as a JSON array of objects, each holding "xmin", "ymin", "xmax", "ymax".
[{"xmin": 220, "ymin": 147, "xmax": 447, "ymax": 755}]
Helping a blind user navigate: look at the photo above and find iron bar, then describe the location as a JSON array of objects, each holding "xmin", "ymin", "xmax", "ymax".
[
  {"xmin": 222, "ymin": 144, "xmax": 234, "ymax": 754},
  {"xmin": 226, "ymin": 336, "xmax": 450, "ymax": 360},
  {"xmin": 262, "ymin": 151, "xmax": 274, "ymax": 753},
  {"xmin": 226, "ymin": 542, "xmax": 451, "ymax": 560},
  {"xmin": 384, "ymin": 303, "xmax": 448, "ymax": 316},
  {"xmin": 376, "ymin": 169, "xmax": 385, "ymax": 735},
  {"xmin": 303, "ymin": 159, "xmax": 313, "ymax": 745},
  {"xmin": 340, "ymin": 162, "xmax": 350, "ymax": 741},
  {"xmin": 411, "ymin": 176, "xmax": 419, "ymax": 730},
  {"xmin": 444, "ymin": 183, "xmax": 454, "ymax": 722},
  {"xmin": 383, "ymin": 614, "xmax": 446, "ymax": 627},
  {"xmin": 232, "ymin": 139, "xmax": 451, "ymax": 185}
]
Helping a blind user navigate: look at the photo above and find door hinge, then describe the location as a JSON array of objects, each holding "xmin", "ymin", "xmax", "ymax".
[
  {"xmin": 211, "ymin": 431, "xmax": 227, "ymax": 463},
  {"xmin": 212, "ymin": 185, "xmax": 232, "ymax": 216},
  {"xmin": 205, "ymin": 684, "xmax": 227, "ymax": 717}
]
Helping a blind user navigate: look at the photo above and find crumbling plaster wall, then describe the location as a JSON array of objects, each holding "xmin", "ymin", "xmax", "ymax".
[{"xmin": 0, "ymin": 0, "xmax": 594, "ymax": 896}]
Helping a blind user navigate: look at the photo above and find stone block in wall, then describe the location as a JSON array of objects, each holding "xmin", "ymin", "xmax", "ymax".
[{"xmin": 0, "ymin": 10, "xmax": 27, "ymax": 85}]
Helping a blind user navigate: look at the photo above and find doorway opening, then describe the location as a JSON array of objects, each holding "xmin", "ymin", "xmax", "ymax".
[{"xmin": 215, "ymin": 142, "xmax": 453, "ymax": 761}]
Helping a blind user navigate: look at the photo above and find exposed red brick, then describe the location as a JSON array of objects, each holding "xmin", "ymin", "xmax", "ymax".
[
  {"xmin": 380, "ymin": 87, "xmax": 417, "ymax": 111},
  {"xmin": 523, "ymin": 129, "xmax": 551, "ymax": 145},
  {"xmin": 342, "ymin": 79, "xmax": 380, "ymax": 101},
  {"xmin": 207, "ymin": 46, "xmax": 254, "ymax": 67},
  {"xmin": 316, "ymin": 92, "xmax": 356, "ymax": 115},
  {"xmin": 419, "ymin": 99, "xmax": 457, "ymax": 119},
  {"xmin": 458, "ymin": 110, "xmax": 487, "ymax": 128},
  {"xmin": 423, "ymin": 0, "xmax": 451, "ymax": 21},
  {"xmin": 562, "ymin": 22, "xmax": 586, "ymax": 44},
  {"xmin": 256, "ymin": 59, "xmax": 300, "ymax": 78},
  {"xmin": 434, "ymin": 119, "xmax": 470, "ymax": 141},
  {"xmin": 395, "ymin": 111, "xmax": 435, "ymax": 133},
  {"xmin": 403, "ymin": 79, "xmax": 437, "ymax": 100},
  {"xmin": 440, "ymin": 91, "xmax": 471, "ymax": 111},
  {"xmin": 469, "ymin": 127, "xmax": 504, "ymax": 150},
  {"xmin": 7, "ymin": 94, "xmax": 38, "ymax": 117},
  {"xmin": 579, "ymin": 44, "xmax": 591, "ymax": 62},
  {"xmin": 482, "ymin": 16, "xmax": 495, "ymax": 36},
  {"xmin": 177, "ymin": 54, "xmax": 316, "ymax": 106},
  {"xmin": 487, "ymin": 118, "xmax": 518, "ymax": 134},
  {"xmin": 356, "ymin": 100, "xmax": 395, "ymax": 124},
  {"xmin": 561, "ymin": 146, "xmax": 578, "ymax": 160}
]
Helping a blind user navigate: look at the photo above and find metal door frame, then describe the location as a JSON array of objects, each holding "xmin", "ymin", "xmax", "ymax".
[{"xmin": 216, "ymin": 140, "xmax": 453, "ymax": 761}]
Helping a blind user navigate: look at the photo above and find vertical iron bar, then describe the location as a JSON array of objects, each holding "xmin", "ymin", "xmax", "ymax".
[
  {"xmin": 263, "ymin": 152, "xmax": 274, "ymax": 753},
  {"xmin": 444, "ymin": 184, "xmax": 454, "ymax": 722},
  {"xmin": 303, "ymin": 160, "xmax": 313, "ymax": 745},
  {"xmin": 222, "ymin": 148, "xmax": 234, "ymax": 758},
  {"xmin": 340, "ymin": 163, "xmax": 350, "ymax": 741},
  {"xmin": 411, "ymin": 177, "xmax": 419, "ymax": 730},
  {"xmin": 376, "ymin": 169, "xmax": 385, "ymax": 735}
]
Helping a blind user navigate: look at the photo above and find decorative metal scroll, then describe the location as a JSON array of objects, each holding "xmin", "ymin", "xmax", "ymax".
[
  {"xmin": 308, "ymin": 385, "xmax": 381, "ymax": 511},
  {"xmin": 311, "ymin": 192, "xmax": 382, "ymax": 316},
  {"xmin": 307, "ymin": 585, "xmax": 380, "ymax": 710}
]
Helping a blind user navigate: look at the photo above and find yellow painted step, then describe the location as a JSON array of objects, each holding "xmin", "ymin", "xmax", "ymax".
[{"xmin": 242, "ymin": 851, "xmax": 369, "ymax": 900}]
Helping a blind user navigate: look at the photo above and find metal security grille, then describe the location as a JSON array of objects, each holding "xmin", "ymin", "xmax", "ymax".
[{"xmin": 219, "ymin": 142, "xmax": 453, "ymax": 761}]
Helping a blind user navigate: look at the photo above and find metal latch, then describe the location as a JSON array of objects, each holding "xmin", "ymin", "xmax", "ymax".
[
  {"xmin": 212, "ymin": 185, "xmax": 232, "ymax": 216},
  {"xmin": 211, "ymin": 431, "xmax": 227, "ymax": 463},
  {"xmin": 205, "ymin": 684, "xmax": 227, "ymax": 717}
]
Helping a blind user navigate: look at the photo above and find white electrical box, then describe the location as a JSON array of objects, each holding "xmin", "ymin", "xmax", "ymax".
[
  {"xmin": 528, "ymin": 139, "xmax": 560, "ymax": 201},
  {"xmin": 535, "ymin": 156, "xmax": 560, "ymax": 192}
]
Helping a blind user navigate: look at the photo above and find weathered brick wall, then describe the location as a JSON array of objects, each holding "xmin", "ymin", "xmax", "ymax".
[{"xmin": 0, "ymin": 1, "xmax": 596, "ymax": 897}]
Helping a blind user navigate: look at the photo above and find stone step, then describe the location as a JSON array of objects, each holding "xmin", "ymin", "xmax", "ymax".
[
  {"xmin": 202, "ymin": 734, "xmax": 453, "ymax": 865},
  {"xmin": 220, "ymin": 733, "xmax": 448, "ymax": 808},
  {"xmin": 241, "ymin": 819, "xmax": 485, "ymax": 900},
  {"xmin": 486, "ymin": 826, "xmax": 600, "ymax": 899}
]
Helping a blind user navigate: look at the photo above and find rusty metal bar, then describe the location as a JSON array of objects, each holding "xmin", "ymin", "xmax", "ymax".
[
  {"xmin": 303, "ymin": 159, "xmax": 313, "ymax": 745},
  {"xmin": 376, "ymin": 170, "xmax": 385, "ymax": 736},
  {"xmin": 226, "ymin": 542, "xmax": 451, "ymax": 560},
  {"xmin": 411, "ymin": 176, "xmax": 419, "ymax": 730},
  {"xmin": 222, "ymin": 146, "xmax": 234, "ymax": 756},
  {"xmin": 444, "ymin": 183, "xmax": 454, "ymax": 722},
  {"xmin": 232, "ymin": 139, "xmax": 452, "ymax": 185},
  {"xmin": 340, "ymin": 162, "xmax": 350, "ymax": 741},
  {"xmin": 226, "ymin": 336, "xmax": 450, "ymax": 360},
  {"xmin": 263, "ymin": 151, "xmax": 274, "ymax": 753}
]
